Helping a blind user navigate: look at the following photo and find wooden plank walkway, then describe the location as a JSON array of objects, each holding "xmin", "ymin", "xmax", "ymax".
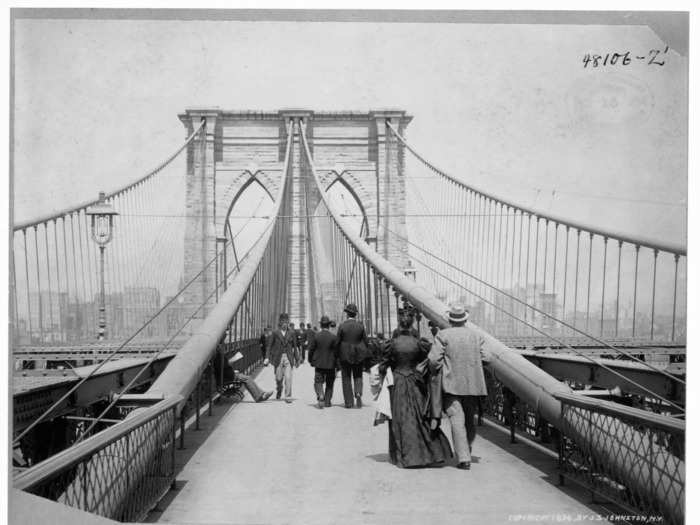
[{"xmin": 150, "ymin": 363, "xmax": 614, "ymax": 525}]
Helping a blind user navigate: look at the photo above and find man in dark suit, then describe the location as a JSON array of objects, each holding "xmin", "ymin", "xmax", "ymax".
[
  {"xmin": 337, "ymin": 303, "xmax": 369, "ymax": 408},
  {"xmin": 263, "ymin": 313, "xmax": 298, "ymax": 403},
  {"xmin": 308, "ymin": 315, "xmax": 338, "ymax": 409},
  {"xmin": 304, "ymin": 323, "xmax": 314, "ymax": 365},
  {"xmin": 259, "ymin": 326, "xmax": 272, "ymax": 357}
]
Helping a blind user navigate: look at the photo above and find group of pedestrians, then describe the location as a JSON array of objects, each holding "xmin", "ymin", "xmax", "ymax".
[
  {"xmin": 308, "ymin": 303, "xmax": 372, "ymax": 409},
  {"xmin": 233, "ymin": 300, "xmax": 489, "ymax": 472},
  {"xmin": 258, "ymin": 304, "xmax": 371, "ymax": 409},
  {"xmin": 373, "ymin": 303, "xmax": 489, "ymax": 471}
]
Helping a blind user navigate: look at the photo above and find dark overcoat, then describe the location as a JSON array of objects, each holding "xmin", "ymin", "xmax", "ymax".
[
  {"xmin": 308, "ymin": 329, "xmax": 338, "ymax": 369},
  {"xmin": 336, "ymin": 319, "xmax": 369, "ymax": 365},
  {"xmin": 267, "ymin": 329, "xmax": 298, "ymax": 368}
]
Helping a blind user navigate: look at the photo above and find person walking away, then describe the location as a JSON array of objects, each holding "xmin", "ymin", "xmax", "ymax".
[
  {"xmin": 337, "ymin": 303, "xmax": 369, "ymax": 408},
  {"xmin": 304, "ymin": 323, "xmax": 314, "ymax": 364},
  {"xmin": 264, "ymin": 313, "xmax": 298, "ymax": 403},
  {"xmin": 382, "ymin": 313, "xmax": 452, "ymax": 468},
  {"xmin": 288, "ymin": 323, "xmax": 299, "ymax": 363},
  {"xmin": 428, "ymin": 304, "xmax": 489, "ymax": 470},
  {"xmin": 259, "ymin": 326, "xmax": 272, "ymax": 359},
  {"xmin": 298, "ymin": 320, "xmax": 308, "ymax": 364},
  {"xmin": 308, "ymin": 315, "xmax": 338, "ymax": 409}
]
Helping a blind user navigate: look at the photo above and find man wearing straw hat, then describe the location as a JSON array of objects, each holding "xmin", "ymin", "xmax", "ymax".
[{"xmin": 428, "ymin": 304, "xmax": 488, "ymax": 470}]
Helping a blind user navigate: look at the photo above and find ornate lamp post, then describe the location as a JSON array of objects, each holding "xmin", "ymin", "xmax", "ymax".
[
  {"xmin": 86, "ymin": 192, "xmax": 118, "ymax": 341},
  {"xmin": 403, "ymin": 260, "xmax": 416, "ymax": 282}
]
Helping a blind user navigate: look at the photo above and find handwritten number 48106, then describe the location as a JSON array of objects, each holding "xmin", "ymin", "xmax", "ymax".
[{"xmin": 582, "ymin": 47, "xmax": 668, "ymax": 68}]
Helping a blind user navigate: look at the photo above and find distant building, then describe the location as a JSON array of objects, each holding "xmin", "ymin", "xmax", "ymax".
[
  {"xmin": 26, "ymin": 291, "xmax": 69, "ymax": 343},
  {"xmin": 124, "ymin": 287, "xmax": 161, "ymax": 337}
]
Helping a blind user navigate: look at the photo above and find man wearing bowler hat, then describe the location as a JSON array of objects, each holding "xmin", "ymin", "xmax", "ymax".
[
  {"xmin": 428, "ymin": 304, "xmax": 489, "ymax": 470},
  {"xmin": 337, "ymin": 303, "xmax": 369, "ymax": 408},
  {"xmin": 264, "ymin": 313, "xmax": 298, "ymax": 403},
  {"xmin": 308, "ymin": 315, "xmax": 338, "ymax": 409}
]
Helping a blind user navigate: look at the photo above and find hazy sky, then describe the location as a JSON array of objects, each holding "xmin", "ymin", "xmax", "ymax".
[{"xmin": 13, "ymin": 17, "xmax": 688, "ymax": 246}]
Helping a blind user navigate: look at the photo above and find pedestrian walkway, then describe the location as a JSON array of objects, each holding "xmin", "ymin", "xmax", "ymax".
[{"xmin": 152, "ymin": 362, "xmax": 612, "ymax": 525}]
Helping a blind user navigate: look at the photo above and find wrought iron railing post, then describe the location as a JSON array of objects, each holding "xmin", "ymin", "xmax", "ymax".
[
  {"xmin": 558, "ymin": 402, "xmax": 565, "ymax": 486},
  {"xmin": 208, "ymin": 363, "xmax": 213, "ymax": 417},
  {"xmin": 170, "ymin": 405, "xmax": 177, "ymax": 488},
  {"xmin": 195, "ymin": 377, "xmax": 201, "ymax": 430}
]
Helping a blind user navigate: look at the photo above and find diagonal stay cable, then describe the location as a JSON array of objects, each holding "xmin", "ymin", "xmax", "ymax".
[
  {"xmin": 343, "ymin": 220, "xmax": 368, "ymax": 304},
  {"xmin": 13, "ymin": 235, "xmax": 225, "ymax": 446},
  {"xmin": 84, "ymin": 173, "xmax": 293, "ymax": 431},
  {"xmin": 384, "ymin": 224, "xmax": 685, "ymax": 386},
  {"xmin": 74, "ymin": 218, "xmax": 277, "ymax": 441},
  {"xmin": 381, "ymin": 232, "xmax": 685, "ymax": 412}
]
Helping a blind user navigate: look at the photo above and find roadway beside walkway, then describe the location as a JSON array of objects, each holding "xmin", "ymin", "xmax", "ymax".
[{"xmin": 149, "ymin": 362, "xmax": 613, "ymax": 525}]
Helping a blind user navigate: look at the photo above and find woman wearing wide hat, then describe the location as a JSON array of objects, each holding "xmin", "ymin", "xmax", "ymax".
[{"xmin": 336, "ymin": 303, "xmax": 369, "ymax": 408}]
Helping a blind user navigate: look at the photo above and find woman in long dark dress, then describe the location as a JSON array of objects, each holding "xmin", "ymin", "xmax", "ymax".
[{"xmin": 384, "ymin": 317, "xmax": 452, "ymax": 468}]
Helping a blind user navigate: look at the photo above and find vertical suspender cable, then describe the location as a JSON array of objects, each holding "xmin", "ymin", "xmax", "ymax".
[
  {"xmin": 23, "ymin": 230, "xmax": 32, "ymax": 341},
  {"xmin": 76, "ymin": 214, "xmax": 89, "ymax": 332},
  {"xmin": 532, "ymin": 217, "xmax": 540, "ymax": 330},
  {"xmin": 615, "ymin": 241, "xmax": 622, "ymax": 338},
  {"xmin": 671, "ymin": 254, "xmax": 679, "ymax": 341},
  {"xmin": 650, "ymin": 249, "xmax": 658, "ymax": 340},
  {"xmin": 585, "ymin": 233, "xmax": 593, "ymax": 334},
  {"xmin": 543, "ymin": 220, "xmax": 549, "ymax": 295},
  {"xmin": 573, "ymin": 230, "xmax": 581, "ymax": 333},
  {"xmin": 632, "ymin": 245, "xmax": 640, "ymax": 338},
  {"xmin": 551, "ymin": 224, "xmax": 558, "ymax": 304},
  {"xmin": 82, "ymin": 211, "xmax": 96, "ymax": 335},
  {"xmin": 44, "ymin": 224, "xmax": 55, "ymax": 342},
  {"xmin": 524, "ymin": 214, "xmax": 531, "ymax": 331},
  {"xmin": 12, "ymin": 235, "xmax": 20, "ymax": 342},
  {"xmin": 53, "ymin": 221, "xmax": 63, "ymax": 341},
  {"xmin": 600, "ymin": 237, "xmax": 608, "ymax": 337},
  {"xmin": 33, "ymin": 226, "xmax": 44, "ymax": 342},
  {"xmin": 562, "ymin": 227, "xmax": 570, "ymax": 330}
]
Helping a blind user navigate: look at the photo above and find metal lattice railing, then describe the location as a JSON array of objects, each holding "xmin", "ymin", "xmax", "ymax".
[
  {"xmin": 14, "ymin": 396, "xmax": 180, "ymax": 522},
  {"xmin": 556, "ymin": 393, "xmax": 684, "ymax": 524},
  {"xmin": 305, "ymin": 115, "xmax": 684, "ymax": 525},
  {"xmin": 482, "ymin": 370, "xmax": 557, "ymax": 446},
  {"xmin": 14, "ymin": 118, "xmax": 293, "ymax": 521}
]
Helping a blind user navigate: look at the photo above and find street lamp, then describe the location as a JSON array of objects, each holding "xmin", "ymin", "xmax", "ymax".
[
  {"xmin": 403, "ymin": 260, "xmax": 417, "ymax": 281},
  {"xmin": 86, "ymin": 192, "xmax": 118, "ymax": 341}
]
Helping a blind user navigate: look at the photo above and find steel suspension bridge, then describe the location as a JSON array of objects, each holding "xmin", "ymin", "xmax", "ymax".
[{"xmin": 10, "ymin": 109, "xmax": 685, "ymax": 525}]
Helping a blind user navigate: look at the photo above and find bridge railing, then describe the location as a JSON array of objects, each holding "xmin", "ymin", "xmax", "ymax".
[
  {"xmin": 556, "ymin": 393, "xmax": 684, "ymax": 524},
  {"xmin": 303, "ymin": 118, "xmax": 684, "ymax": 525},
  {"xmin": 143, "ymin": 119, "xmax": 292, "ymax": 415},
  {"xmin": 14, "ymin": 120, "xmax": 293, "ymax": 520},
  {"xmin": 387, "ymin": 123, "xmax": 686, "ymax": 344},
  {"xmin": 14, "ymin": 396, "xmax": 180, "ymax": 522}
]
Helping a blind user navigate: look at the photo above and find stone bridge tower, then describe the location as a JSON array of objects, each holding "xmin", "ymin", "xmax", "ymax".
[{"xmin": 180, "ymin": 108, "xmax": 411, "ymax": 326}]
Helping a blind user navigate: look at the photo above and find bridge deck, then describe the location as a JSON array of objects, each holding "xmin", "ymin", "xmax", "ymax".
[{"xmin": 151, "ymin": 364, "xmax": 613, "ymax": 525}]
